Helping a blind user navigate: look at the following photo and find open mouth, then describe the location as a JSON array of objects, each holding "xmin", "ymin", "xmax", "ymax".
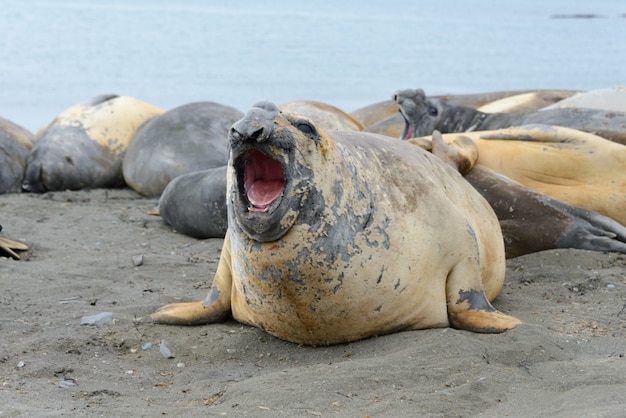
[
  {"xmin": 243, "ymin": 150, "xmax": 285, "ymax": 212},
  {"xmin": 398, "ymin": 109, "xmax": 413, "ymax": 141},
  {"xmin": 401, "ymin": 122, "xmax": 413, "ymax": 141}
]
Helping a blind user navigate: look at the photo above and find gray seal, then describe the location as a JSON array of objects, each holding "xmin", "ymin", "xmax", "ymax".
[
  {"xmin": 158, "ymin": 166, "xmax": 228, "ymax": 239},
  {"xmin": 122, "ymin": 102, "xmax": 243, "ymax": 197},
  {"xmin": 394, "ymin": 88, "xmax": 626, "ymax": 145}
]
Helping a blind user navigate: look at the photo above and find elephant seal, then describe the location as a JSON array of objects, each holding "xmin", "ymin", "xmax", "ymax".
[
  {"xmin": 123, "ymin": 102, "xmax": 242, "ymax": 197},
  {"xmin": 0, "ymin": 116, "xmax": 34, "ymax": 194},
  {"xmin": 393, "ymin": 88, "xmax": 626, "ymax": 145},
  {"xmin": 465, "ymin": 165, "xmax": 626, "ymax": 258},
  {"xmin": 364, "ymin": 112, "xmax": 405, "ymax": 138},
  {"xmin": 279, "ymin": 100, "xmax": 364, "ymax": 131},
  {"xmin": 357, "ymin": 90, "xmax": 554, "ymax": 138},
  {"xmin": 350, "ymin": 100, "xmax": 399, "ymax": 128},
  {"xmin": 394, "ymin": 89, "xmax": 626, "ymax": 225},
  {"xmin": 541, "ymin": 86, "xmax": 626, "ymax": 113},
  {"xmin": 477, "ymin": 90, "xmax": 577, "ymax": 113},
  {"xmin": 22, "ymin": 94, "xmax": 163, "ymax": 192},
  {"xmin": 408, "ymin": 132, "xmax": 626, "ymax": 258},
  {"xmin": 358, "ymin": 90, "xmax": 575, "ymax": 138},
  {"xmin": 158, "ymin": 166, "xmax": 228, "ymax": 239},
  {"xmin": 149, "ymin": 100, "xmax": 520, "ymax": 345},
  {"xmin": 425, "ymin": 126, "xmax": 626, "ymax": 226}
]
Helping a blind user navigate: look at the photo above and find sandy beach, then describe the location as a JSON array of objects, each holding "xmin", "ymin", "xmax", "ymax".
[{"xmin": 0, "ymin": 188, "xmax": 624, "ymax": 416}]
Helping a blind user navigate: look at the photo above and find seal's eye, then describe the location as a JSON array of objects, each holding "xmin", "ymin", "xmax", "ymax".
[
  {"xmin": 296, "ymin": 122, "xmax": 315, "ymax": 135},
  {"xmin": 428, "ymin": 105, "xmax": 438, "ymax": 117}
]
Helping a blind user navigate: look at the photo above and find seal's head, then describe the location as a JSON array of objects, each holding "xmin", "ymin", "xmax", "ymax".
[
  {"xmin": 393, "ymin": 88, "xmax": 444, "ymax": 140},
  {"xmin": 228, "ymin": 101, "xmax": 329, "ymax": 242}
]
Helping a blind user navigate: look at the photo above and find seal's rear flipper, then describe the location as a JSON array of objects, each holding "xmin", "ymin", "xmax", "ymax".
[
  {"xmin": 447, "ymin": 288, "xmax": 521, "ymax": 333},
  {"xmin": 448, "ymin": 307, "xmax": 522, "ymax": 333}
]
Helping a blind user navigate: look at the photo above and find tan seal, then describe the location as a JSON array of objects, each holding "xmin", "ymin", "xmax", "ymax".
[
  {"xmin": 22, "ymin": 94, "xmax": 163, "ymax": 192},
  {"xmin": 409, "ymin": 132, "xmax": 626, "ymax": 258},
  {"xmin": 279, "ymin": 100, "xmax": 365, "ymax": 131},
  {"xmin": 149, "ymin": 101, "xmax": 520, "ymax": 345},
  {"xmin": 431, "ymin": 126, "xmax": 626, "ymax": 226},
  {"xmin": 0, "ymin": 116, "xmax": 34, "ymax": 194}
]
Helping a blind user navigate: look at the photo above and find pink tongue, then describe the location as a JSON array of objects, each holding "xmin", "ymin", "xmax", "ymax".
[
  {"xmin": 244, "ymin": 151, "xmax": 285, "ymax": 210},
  {"xmin": 402, "ymin": 124, "xmax": 413, "ymax": 140},
  {"xmin": 247, "ymin": 179, "xmax": 284, "ymax": 208}
]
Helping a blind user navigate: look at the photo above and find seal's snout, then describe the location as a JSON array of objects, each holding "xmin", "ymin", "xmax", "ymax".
[
  {"xmin": 230, "ymin": 101, "xmax": 280, "ymax": 144},
  {"xmin": 230, "ymin": 120, "xmax": 272, "ymax": 144}
]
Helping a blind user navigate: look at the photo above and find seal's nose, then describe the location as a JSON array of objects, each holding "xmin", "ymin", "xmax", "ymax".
[{"xmin": 229, "ymin": 100, "xmax": 279, "ymax": 144}]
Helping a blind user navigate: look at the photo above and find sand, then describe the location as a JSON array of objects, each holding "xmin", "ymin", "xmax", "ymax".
[{"xmin": 0, "ymin": 188, "xmax": 625, "ymax": 417}]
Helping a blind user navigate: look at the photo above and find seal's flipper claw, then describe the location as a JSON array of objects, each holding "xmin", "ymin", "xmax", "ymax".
[{"xmin": 149, "ymin": 301, "xmax": 230, "ymax": 326}]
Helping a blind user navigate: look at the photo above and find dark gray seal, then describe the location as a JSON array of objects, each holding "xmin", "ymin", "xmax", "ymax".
[
  {"xmin": 465, "ymin": 164, "xmax": 626, "ymax": 258},
  {"xmin": 158, "ymin": 166, "xmax": 228, "ymax": 239},
  {"xmin": 122, "ymin": 102, "xmax": 243, "ymax": 197},
  {"xmin": 149, "ymin": 100, "xmax": 520, "ymax": 345}
]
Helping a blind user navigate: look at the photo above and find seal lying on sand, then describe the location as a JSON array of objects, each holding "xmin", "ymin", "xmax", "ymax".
[
  {"xmin": 0, "ymin": 116, "xmax": 34, "ymax": 194},
  {"xmin": 123, "ymin": 102, "xmax": 242, "ymax": 197},
  {"xmin": 158, "ymin": 166, "xmax": 228, "ymax": 239},
  {"xmin": 394, "ymin": 89, "xmax": 626, "ymax": 226},
  {"xmin": 394, "ymin": 88, "xmax": 626, "ymax": 145},
  {"xmin": 149, "ymin": 101, "xmax": 520, "ymax": 345},
  {"xmin": 22, "ymin": 94, "xmax": 163, "ymax": 192},
  {"xmin": 466, "ymin": 165, "xmax": 626, "ymax": 258},
  {"xmin": 409, "ymin": 133, "xmax": 626, "ymax": 258}
]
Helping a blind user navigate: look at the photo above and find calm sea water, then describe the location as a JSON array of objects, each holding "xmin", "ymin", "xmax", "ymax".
[{"xmin": 1, "ymin": 0, "xmax": 625, "ymax": 132}]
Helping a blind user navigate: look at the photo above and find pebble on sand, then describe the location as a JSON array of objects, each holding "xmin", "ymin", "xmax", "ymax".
[
  {"xmin": 80, "ymin": 312, "xmax": 115, "ymax": 326},
  {"xmin": 159, "ymin": 339, "xmax": 175, "ymax": 359}
]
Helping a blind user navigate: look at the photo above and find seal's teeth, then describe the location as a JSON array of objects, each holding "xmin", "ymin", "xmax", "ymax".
[{"xmin": 247, "ymin": 206, "xmax": 270, "ymax": 213}]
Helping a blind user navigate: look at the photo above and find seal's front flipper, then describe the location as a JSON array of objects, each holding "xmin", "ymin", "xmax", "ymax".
[
  {"xmin": 0, "ymin": 237, "xmax": 28, "ymax": 260},
  {"xmin": 430, "ymin": 130, "xmax": 478, "ymax": 175},
  {"xmin": 149, "ymin": 295, "xmax": 230, "ymax": 326},
  {"xmin": 447, "ymin": 288, "xmax": 521, "ymax": 333},
  {"xmin": 149, "ymin": 232, "xmax": 234, "ymax": 326}
]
